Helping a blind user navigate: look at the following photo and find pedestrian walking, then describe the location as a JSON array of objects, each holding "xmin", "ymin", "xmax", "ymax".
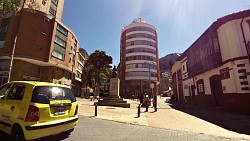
[
  {"xmin": 144, "ymin": 95, "xmax": 150, "ymax": 112},
  {"xmin": 153, "ymin": 95, "xmax": 157, "ymax": 112},
  {"xmin": 140, "ymin": 93, "xmax": 144, "ymax": 105},
  {"xmin": 171, "ymin": 94, "xmax": 175, "ymax": 103}
]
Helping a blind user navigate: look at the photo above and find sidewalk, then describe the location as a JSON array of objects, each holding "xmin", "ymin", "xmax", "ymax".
[{"xmin": 76, "ymin": 96, "xmax": 250, "ymax": 140}]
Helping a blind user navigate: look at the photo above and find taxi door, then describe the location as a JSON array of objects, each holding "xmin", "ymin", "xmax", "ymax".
[
  {"xmin": 0, "ymin": 83, "xmax": 26, "ymax": 134},
  {"xmin": 0, "ymin": 83, "xmax": 12, "ymax": 133}
]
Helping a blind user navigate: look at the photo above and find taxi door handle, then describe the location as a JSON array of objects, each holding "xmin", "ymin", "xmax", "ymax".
[{"xmin": 11, "ymin": 106, "xmax": 15, "ymax": 111}]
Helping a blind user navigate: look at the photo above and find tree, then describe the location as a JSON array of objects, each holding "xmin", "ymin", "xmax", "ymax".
[
  {"xmin": 84, "ymin": 50, "xmax": 112, "ymax": 87},
  {"xmin": 0, "ymin": 0, "xmax": 39, "ymax": 15}
]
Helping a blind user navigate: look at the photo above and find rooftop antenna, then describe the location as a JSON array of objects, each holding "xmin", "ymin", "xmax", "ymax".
[{"xmin": 144, "ymin": 12, "xmax": 148, "ymax": 21}]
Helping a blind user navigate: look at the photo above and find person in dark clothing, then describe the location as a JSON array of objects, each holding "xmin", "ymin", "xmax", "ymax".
[
  {"xmin": 140, "ymin": 93, "xmax": 144, "ymax": 105},
  {"xmin": 144, "ymin": 95, "xmax": 150, "ymax": 112},
  {"xmin": 153, "ymin": 95, "xmax": 157, "ymax": 112},
  {"xmin": 171, "ymin": 94, "xmax": 175, "ymax": 103}
]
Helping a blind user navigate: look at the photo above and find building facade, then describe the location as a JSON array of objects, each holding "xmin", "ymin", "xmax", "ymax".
[
  {"xmin": 119, "ymin": 18, "xmax": 159, "ymax": 98},
  {"xmin": 172, "ymin": 10, "xmax": 250, "ymax": 115},
  {"xmin": 0, "ymin": 0, "xmax": 86, "ymax": 96}
]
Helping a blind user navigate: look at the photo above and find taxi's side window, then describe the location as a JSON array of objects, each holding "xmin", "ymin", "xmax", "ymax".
[
  {"xmin": 6, "ymin": 84, "xmax": 25, "ymax": 100},
  {"xmin": 0, "ymin": 84, "xmax": 11, "ymax": 99}
]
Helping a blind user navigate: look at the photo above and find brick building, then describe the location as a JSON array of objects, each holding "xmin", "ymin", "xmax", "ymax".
[{"xmin": 0, "ymin": 0, "xmax": 87, "ymax": 96}]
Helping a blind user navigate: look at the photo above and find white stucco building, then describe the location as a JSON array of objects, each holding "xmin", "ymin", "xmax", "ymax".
[{"xmin": 172, "ymin": 10, "xmax": 250, "ymax": 115}]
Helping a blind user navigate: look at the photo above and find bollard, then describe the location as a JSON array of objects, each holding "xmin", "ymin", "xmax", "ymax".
[
  {"xmin": 137, "ymin": 104, "xmax": 140, "ymax": 117},
  {"xmin": 95, "ymin": 104, "xmax": 97, "ymax": 116}
]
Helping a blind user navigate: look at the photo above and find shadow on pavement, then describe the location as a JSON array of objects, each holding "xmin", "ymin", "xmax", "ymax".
[
  {"xmin": 168, "ymin": 101, "xmax": 250, "ymax": 135},
  {"xmin": 0, "ymin": 129, "xmax": 72, "ymax": 141}
]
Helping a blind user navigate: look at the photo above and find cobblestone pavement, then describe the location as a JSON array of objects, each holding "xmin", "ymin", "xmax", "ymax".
[{"xmin": 77, "ymin": 96, "xmax": 250, "ymax": 140}]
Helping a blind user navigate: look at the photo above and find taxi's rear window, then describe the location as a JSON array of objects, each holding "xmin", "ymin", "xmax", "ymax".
[{"xmin": 32, "ymin": 86, "xmax": 76, "ymax": 104}]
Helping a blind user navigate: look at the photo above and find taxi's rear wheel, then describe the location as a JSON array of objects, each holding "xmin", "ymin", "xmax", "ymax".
[{"xmin": 11, "ymin": 125, "xmax": 25, "ymax": 141}]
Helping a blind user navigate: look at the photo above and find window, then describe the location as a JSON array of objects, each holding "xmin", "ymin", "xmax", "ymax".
[
  {"xmin": 51, "ymin": 0, "xmax": 58, "ymax": 5},
  {"xmin": 49, "ymin": 7, "xmax": 56, "ymax": 16},
  {"xmin": 126, "ymin": 71, "xmax": 148, "ymax": 77},
  {"xmin": 196, "ymin": 79, "xmax": 205, "ymax": 95},
  {"xmin": 57, "ymin": 24, "xmax": 68, "ymax": 36},
  {"xmin": 77, "ymin": 62, "xmax": 83, "ymax": 70},
  {"xmin": 126, "ymin": 40, "xmax": 156, "ymax": 47},
  {"xmin": 125, "ymin": 71, "xmax": 157, "ymax": 78},
  {"xmin": 198, "ymin": 84, "xmax": 203, "ymax": 92},
  {"xmin": 55, "ymin": 36, "xmax": 66, "ymax": 47},
  {"xmin": 7, "ymin": 84, "xmax": 25, "ymax": 100},
  {"xmin": 0, "ymin": 41, "xmax": 4, "ymax": 48},
  {"xmin": 0, "ymin": 25, "xmax": 8, "ymax": 33},
  {"xmin": 0, "ymin": 61, "xmax": 9, "ymax": 71},
  {"xmin": 76, "ymin": 72, "xmax": 81, "ymax": 79},
  {"xmin": 126, "ymin": 48, "xmax": 156, "ymax": 54},
  {"xmin": 32, "ymin": 86, "xmax": 76, "ymax": 104},
  {"xmin": 72, "ymin": 54, "xmax": 76, "ymax": 65},
  {"xmin": 126, "ymin": 26, "xmax": 155, "ymax": 34},
  {"xmin": 0, "ymin": 83, "xmax": 11, "ymax": 99},
  {"xmin": 79, "ymin": 55, "xmax": 84, "ymax": 62},
  {"xmin": 52, "ymin": 50, "xmax": 65, "ymax": 60},
  {"xmin": 220, "ymin": 68, "xmax": 230, "ymax": 80},
  {"xmin": 126, "ymin": 63, "xmax": 156, "ymax": 69},
  {"xmin": 126, "ymin": 33, "xmax": 156, "ymax": 40},
  {"xmin": 126, "ymin": 55, "xmax": 156, "ymax": 61}
]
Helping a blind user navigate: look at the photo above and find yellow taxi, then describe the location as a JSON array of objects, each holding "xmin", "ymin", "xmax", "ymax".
[{"xmin": 0, "ymin": 81, "xmax": 78, "ymax": 140}]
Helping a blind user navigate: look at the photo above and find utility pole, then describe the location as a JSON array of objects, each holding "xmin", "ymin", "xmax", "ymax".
[
  {"xmin": 145, "ymin": 62, "xmax": 156, "ymax": 97},
  {"xmin": 7, "ymin": 0, "xmax": 26, "ymax": 82},
  {"xmin": 7, "ymin": 36, "xmax": 17, "ymax": 82},
  {"xmin": 70, "ymin": 52, "xmax": 79, "ymax": 88}
]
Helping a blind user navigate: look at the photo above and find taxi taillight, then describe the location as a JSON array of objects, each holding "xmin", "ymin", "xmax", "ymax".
[
  {"xmin": 74, "ymin": 104, "xmax": 78, "ymax": 115},
  {"xmin": 25, "ymin": 105, "xmax": 40, "ymax": 122}
]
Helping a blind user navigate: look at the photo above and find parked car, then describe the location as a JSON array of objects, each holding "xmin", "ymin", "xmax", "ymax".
[{"xmin": 0, "ymin": 81, "xmax": 78, "ymax": 141}]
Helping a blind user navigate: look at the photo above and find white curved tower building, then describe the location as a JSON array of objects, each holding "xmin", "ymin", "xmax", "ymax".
[{"xmin": 119, "ymin": 18, "xmax": 159, "ymax": 98}]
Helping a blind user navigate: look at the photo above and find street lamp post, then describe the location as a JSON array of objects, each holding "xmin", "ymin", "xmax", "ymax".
[
  {"xmin": 8, "ymin": 36, "xmax": 17, "ymax": 82},
  {"xmin": 144, "ymin": 62, "xmax": 156, "ymax": 97},
  {"xmin": 69, "ymin": 52, "xmax": 79, "ymax": 88},
  {"xmin": 7, "ymin": 1, "xmax": 27, "ymax": 83}
]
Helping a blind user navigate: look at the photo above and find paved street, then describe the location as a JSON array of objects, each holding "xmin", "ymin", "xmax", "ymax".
[
  {"xmin": 57, "ymin": 116, "xmax": 250, "ymax": 141},
  {"xmin": 0, "ymin": 96, "xmax": 250, "ymax": 141},
  {"xmin": 76, "ymin": 96, "xmax": 250, "ymax": 140},
  {"xmin": 0, "ymin": 116, "xmax": 247, "ymax": 141}
]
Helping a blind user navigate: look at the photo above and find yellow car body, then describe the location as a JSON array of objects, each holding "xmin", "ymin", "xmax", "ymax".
[{"xmin": 0, "ymin": 81, "xmax": 78, "ymax": 140}]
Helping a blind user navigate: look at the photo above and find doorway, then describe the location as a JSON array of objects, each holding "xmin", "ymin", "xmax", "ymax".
[
  {"xmin": 191, "ymin": 85, "xmax": 196, "ymax": 104},
  {"xmin": 209, "ymin": 75, "xmax": 222, "ymax": 106}
]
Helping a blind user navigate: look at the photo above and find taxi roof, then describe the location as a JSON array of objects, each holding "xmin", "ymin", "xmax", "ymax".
[{"xmin": 9, "ymin": 81, "xmax": 70, "ymax": 88}]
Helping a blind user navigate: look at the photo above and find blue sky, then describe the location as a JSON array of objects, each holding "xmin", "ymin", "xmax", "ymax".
[{"xmin": 62, "ymin": 0, "xmax": 249, "ymax": 66}]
